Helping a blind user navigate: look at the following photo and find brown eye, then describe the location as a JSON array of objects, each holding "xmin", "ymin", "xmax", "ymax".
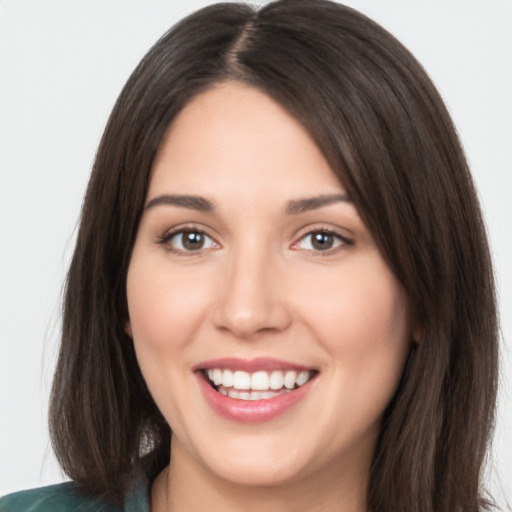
[
  {"xmin": 295, "ymin": 230, "xmax": 347, "ymax": 252},
  {"xmin": 311, "ymin": 232, "xmax": 335, "ymax": 251},
  {"xmin": 163, "ymin": 229, "xmax": 217, "ymax": 253},
  {"xmin": 181, "ymin": 231, "xmax": 205, "ymax": 250}
]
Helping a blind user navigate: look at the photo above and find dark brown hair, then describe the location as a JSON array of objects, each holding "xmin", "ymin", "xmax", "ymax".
[{"xmin": 49, "ymin": 1, "xmax": 499, "ymax": 510}]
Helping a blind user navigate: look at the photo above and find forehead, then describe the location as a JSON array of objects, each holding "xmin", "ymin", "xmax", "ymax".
[{"xmin": 148, "ymin": 82, "xmax": 344, "ymax": 201}]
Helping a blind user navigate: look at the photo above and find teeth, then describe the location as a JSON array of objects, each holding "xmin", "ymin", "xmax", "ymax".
[
  {"xmin": 226, "ymin": 389, "xmax": 292, "ymax": 400},
  {"xmin": 296, "ymin": 370, "xmax": 309, "ymax": 386},
  {"xmin": 222, "ymin": 369, "xmax": 234, "ymax": 387},
  {"xmin": 269, "ymin": 371, "xmax": 284, "ymax": 390},
  {"xmin": 251, "ymin": 371, "xmax": 269, "ymax": 390},
  {"xmin": 233, "ymin": 371, "xmax": 251, "ymax": 390},
  {"xmin": 205, "ymin": 368, "xmax": 314, "ymax": 393},
  {"xmin": 284, "ymin": 371, "xmax": 297, "ymax": 389},
  {"xmin": 260, "ymin": 391, "xmax": 279, "ymax": 399}
]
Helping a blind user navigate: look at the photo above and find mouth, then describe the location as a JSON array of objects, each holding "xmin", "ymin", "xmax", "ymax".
[
  {"xmin": 202, "ymin": 368, "xmax": 317, "ymax": 401},
  {"xmin": 194, "ymin": 358, "xmax": 318, "ymax": 423}
]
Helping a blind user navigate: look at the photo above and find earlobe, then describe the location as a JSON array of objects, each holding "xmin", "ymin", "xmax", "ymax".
[
  {"xmin": 409, "ymin": 307, "xmax": 423, "ymax": 344},
  {"xmin": 124, "ymin": 321, "xmax": 133, "ymax": 338},
  {"xmin": 412, "ymin": 324, "xmax": 423, "ymax": 344}
]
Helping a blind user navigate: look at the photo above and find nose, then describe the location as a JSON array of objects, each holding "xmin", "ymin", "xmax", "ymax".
[{"xmin": 212, "ymin": 248, "xmax": 293, "ymax": 339}]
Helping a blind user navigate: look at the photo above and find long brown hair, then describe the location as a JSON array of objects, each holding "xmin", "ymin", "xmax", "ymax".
[{"xmin": 49, "ymin": 1, "xmax": 499, "ymax": 510}]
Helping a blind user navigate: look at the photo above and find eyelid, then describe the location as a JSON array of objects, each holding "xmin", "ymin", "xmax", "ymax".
[
  {"xmin": 290, "ymin": 225, "xmax": 354, "ymax": 254},
  {"xmin": 155, "ymin": 223, "xmax": 353, "ymax": 256},
  {"xmin": 156, "ymin": 224, "xmax": 221, "ymax": 255}
]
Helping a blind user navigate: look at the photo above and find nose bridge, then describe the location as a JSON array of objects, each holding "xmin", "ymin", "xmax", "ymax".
[{"xmin": 213, "ymin": 238, "xmax": 291, "ymax": 338}]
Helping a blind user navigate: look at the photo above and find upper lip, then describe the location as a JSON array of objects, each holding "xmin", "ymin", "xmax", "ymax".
[{"xmin": 193, "ymin": 357, "xmax": 315, "ymax": 373}]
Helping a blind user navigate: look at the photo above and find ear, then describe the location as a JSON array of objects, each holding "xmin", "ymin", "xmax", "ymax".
[
  {"xmin": 411, "ymin": 322, "xmax": 423, "ymax": 344},
  {"xmin": 124, "ymin": 320, "xmax": 133, "ymax": 338},
  {"xmin": 409, "ymin": 307, "xmax": 423, "ymax": 344}
]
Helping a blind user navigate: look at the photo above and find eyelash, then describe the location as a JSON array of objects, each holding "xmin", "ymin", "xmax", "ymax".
[
  {"xmin": 291, "ymin": 227, "xmax": 353, "ymax": 255},
  {"xmin": 156, "ymin": 225, "xmax": 218, "ymax": 256},
  {"xmin": 156, "ymin": 225, "xmax": 353, "ymax": 256}
]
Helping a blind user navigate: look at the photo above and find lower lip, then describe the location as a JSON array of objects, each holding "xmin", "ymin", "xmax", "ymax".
[{"xmin": 196, "ymin": 373, "xmax": 315, "ymax": 424}]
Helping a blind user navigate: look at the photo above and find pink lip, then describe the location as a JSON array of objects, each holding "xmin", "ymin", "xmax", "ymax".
[
  {"xmin": 194, "ymin": 357, "xmax": 312, "ymax": 372},
  {"xmin": 195, "ymin": 361, "xmax": 317, "ymax": 424}
]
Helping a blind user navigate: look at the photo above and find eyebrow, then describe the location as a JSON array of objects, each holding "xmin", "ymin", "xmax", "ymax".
[
  {"xmin": 144, "ymin": 192, "xmax": 351, "ymax": 214},
  {"xmin": 145, "ymin": 194, "xmax": 214, "ymax": 212},
  {"xmin": 285, "ymin": 194, "xmax": 351, "ymax": 215}
]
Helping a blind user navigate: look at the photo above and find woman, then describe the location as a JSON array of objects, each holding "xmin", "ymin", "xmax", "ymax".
[{"xmin": 0, "ymin": 0, "xmax": 499, "ymax": 511}]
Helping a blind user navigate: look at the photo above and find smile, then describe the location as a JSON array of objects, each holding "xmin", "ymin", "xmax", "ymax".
[
  {"xmin": 204, "ymin": 368, "xmax": 315, "ymax": 401},
  {"xmin": 195, "ymin": 358, "xmax": 318, "ymax": 423}
]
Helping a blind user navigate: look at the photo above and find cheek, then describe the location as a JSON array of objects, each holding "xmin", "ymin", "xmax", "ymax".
[
  {"xmin": 125, "ymin": 253, "xmax": 217, "ymax": 431},
  {"xmin": 126, "ymin": 255, "xmax": 213, "ymax": 355},
  {"xmin": 298, "ymin": 256, "xmax": 411, "ymax": 378},
  {"xmin": 296, "ymin": 258, "xmax": 411, "ymax": 446}
]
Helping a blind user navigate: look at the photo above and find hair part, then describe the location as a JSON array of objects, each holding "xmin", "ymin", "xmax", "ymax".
[{"xmin": 49, "ymin": 1, "xmax": 498, "ymax": 510}]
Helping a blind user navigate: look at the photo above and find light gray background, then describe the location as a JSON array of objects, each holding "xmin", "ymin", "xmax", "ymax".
[{"xmin": 1, "ymin": 0, "xmax": 511, "ymax": 504}]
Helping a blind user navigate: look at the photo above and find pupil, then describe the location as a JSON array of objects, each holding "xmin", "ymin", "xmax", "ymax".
[
  {"xmin": 312, "ymin": 232, "xmax": 333, "ymax": 250},
  {"xmin": 183, "ymin": 231, "xmax": 204, "ymax": 250}
]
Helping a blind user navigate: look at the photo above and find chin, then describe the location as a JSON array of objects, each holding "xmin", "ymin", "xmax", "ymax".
[
  {"xmin": 173, "ymin": 428, "xmax": 317, "ymax": 488},
  {"xmin": 203, "ymin": 455, "xmax": 310, "ymax": 488}
]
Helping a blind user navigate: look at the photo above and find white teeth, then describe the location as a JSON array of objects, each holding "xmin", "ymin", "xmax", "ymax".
[
  {"xmin": 213, "ymin": 369, "xmax": 223, "ymax": 386},
  {"xmin": 296, "ymin": 370, "xmax": 309, "ymax": 386},
  {"xmin": 251, "ymin": 371, "xmax": 270, "ymax": 390},
  {"xmin": 284, "ymin": 371, "xmax": 297, "ymax": 389},
  {"xmin": 205, "ymin": 368, "xmax": 315, "ymax": 394},
  {"xmin": 269, "ymin": 371, "xmax": 284, "ymax": 389},
  {"xmin": 233, "ymin": 371, "xmax": 251, "ymax": 390},
  {"xmin": 222, "ymin": 369, "xmax": 234, "ymax": 387},
  {"xmin": 224, "ymin": 389, "xmax": 293, "ymax": 401}
]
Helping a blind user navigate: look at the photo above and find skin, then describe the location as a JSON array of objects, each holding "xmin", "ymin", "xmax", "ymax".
[{"xmin": 126, "ymin": 82, "xmax": 413, "ymax": 512}]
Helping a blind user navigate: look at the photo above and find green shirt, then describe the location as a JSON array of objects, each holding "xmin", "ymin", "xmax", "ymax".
[{"xmin": 0, "ymin": 476, "xmax": 150, "ymax": 512}]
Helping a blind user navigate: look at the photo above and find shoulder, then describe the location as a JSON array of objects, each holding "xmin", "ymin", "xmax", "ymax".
[{"xmin": 0, "ymin": 482, "xmax": 122, "ymax": 512}]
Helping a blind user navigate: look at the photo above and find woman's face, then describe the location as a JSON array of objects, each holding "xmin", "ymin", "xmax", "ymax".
[{"xmin": 126, "ymin": 83, "xmax": 412, "ymax": 489}]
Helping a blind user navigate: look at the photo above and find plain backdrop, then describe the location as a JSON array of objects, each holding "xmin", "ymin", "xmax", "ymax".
[{"xmin": 1, "ymin": 0, "xmax": 511, "ymax": 505}]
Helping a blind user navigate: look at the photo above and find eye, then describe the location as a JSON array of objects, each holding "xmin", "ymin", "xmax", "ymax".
[
  {"xmin": 159, "ymin": 229, "xmax": 218, "ymax": 253},
  {"xmin": 293, "ymin": 230, "xmax": 349, "ymax": 252}
]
